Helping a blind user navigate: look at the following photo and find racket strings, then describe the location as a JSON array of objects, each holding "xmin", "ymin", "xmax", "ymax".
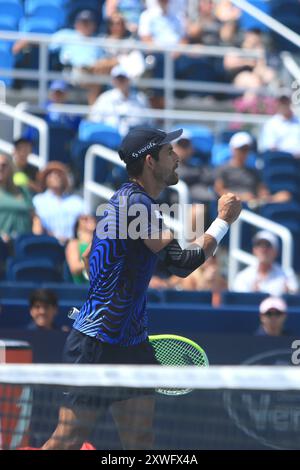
[{"xmin": 151, "ymin": 339, "xmax": 207, "ymax": 367}]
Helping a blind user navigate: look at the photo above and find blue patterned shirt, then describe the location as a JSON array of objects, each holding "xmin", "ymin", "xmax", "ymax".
[{"xmin": 73, "ymin": 182, "xmax": 162, "ymax": 346}]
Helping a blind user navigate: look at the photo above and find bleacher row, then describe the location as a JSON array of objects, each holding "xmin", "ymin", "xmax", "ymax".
[
  {"xmin": 1, "ymin": 0, "xmax": 300, "ymax": 87},
  {"xmin": 0, "ymin": 0, "xmax": 103, "ymax": 32},
  {"xmin": 1, "ymin": 282, "xmax": 300, "ymax": 334}
]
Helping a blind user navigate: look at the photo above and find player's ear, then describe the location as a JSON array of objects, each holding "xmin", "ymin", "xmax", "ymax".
[{"xmin": 145, "ymin": 154, "xmax": 155, "ymax": 169}]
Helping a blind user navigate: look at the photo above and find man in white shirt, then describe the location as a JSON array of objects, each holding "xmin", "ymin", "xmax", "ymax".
[
  {"xmin": 88, "ymin": 65, "xmax": 152, "ymax": 136},
  {"xmin": 233, "ymin": 230, "xmax": 299, "ymax": 295},
  {"xmin": 259, "ymin": 92, "xmax": 300, "ymax": 157},
  {"xmin": 138, "ymin": 0, "xmax": 186, "ymax": 45}
]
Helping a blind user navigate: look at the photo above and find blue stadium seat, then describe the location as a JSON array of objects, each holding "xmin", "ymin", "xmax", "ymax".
[
  {"xmin": 211, "ymin": 143, "xmax": 257, "ymax": 167},
  {"xmin": 259, "ymin": 202, "xmax": 300, "ymax": 272},
  {"xmin": 221, "ymin": 291, "xmax": 269, "ymax": 306},
  {"xmin": 0, "ymin": 41, "xmax": 14, "ymax": 86},
  {"xmin": 48, "ymin": 125, "xmax": 77, "ymax": 164},
  {"xmin": 19, "ymin": 16, "xmax": 60, "ymax": 33},
  {"xmin": 263, "ymin": 168, "xmax": 300, "ymax": 199},
  {"xmin": 175, "ymin": 56, "xmax": 223, "ymax": 86},
  {"xmin": 26, "ymin": 5, "xmax": 66, "ymax": 28},
  {"xmin": 163, "ymin": 290, "xmax": 212, "ymax": 305},
  {"xmin": 0, "ymin": 1, "xmax": 23, "ymax": 23},
  {"xmin": 25, "ymin": 0, "xmax": 67, "ymax": 15},
  {"xmin": 239, "ymin": 0, "xmax": 271, "ymax": 31},
  {"xmin": 0, "ymin": 281, "xmax": 37, "ymax": 299},
  {"xmin": 0, "ymin": 14, "xmax": 19, "ymax": 30},
  {"xmin": 6, "ymin": 258, "xmax": 62, "ymax": 282},
  {"xmin": 78, "ymin": 121, "xmax": 122, "ymax": 149},
  {"xmin": 14, "ymin": 234, "xmax": 65, "ymax": 265},
  {"xmin": 270, "ymin": 1, "xmax": 300, "ymax": 52},
  {"xmin": 262, "ymin": 151, "xmax": 296, "ymax": 167},
  {"xmin": 283, "ymin": 294, "xmax": 300, "ymax": 307},
  {"xmin": 175, "ymin": 124, "xmax": 214, "ymax": 163},
  {"xmin": 259, "ymin": 201, "xmax": 300, "ymax": 233}
]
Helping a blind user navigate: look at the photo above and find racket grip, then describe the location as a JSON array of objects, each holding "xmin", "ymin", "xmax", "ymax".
[{"xmin": 68, "ymin": 307, "xmax": 80, "ymax": 320}]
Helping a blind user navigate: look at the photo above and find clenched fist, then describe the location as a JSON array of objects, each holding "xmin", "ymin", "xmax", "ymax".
[{"xmin": 218, "ymin": 193, "xmax": 242, "ymax": 225}]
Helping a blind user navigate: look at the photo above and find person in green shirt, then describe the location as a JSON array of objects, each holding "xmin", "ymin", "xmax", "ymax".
[
  {"xmin": 0, "ymin": 153, "xmax": 36, "ymax": 242},
  {"xmin": 65, "ymin": 214, "xmax": 96, "ymax": 284}
]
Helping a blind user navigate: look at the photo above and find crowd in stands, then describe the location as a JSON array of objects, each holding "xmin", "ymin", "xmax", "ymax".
[{"xmin": 1, "ymin": 0, "xmax": 300, "ymax": 340}]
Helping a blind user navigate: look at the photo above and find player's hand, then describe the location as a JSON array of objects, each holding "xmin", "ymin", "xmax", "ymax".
[{"xmin": 217, "ymin": 193, "xmax": 242, "ymax": 225}]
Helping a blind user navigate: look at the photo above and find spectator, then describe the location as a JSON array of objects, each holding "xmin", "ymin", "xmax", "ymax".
[
  {"xmin": 214, "ymin": 132, "xmax": 291, "ymax": 206},
  {"xmin": 174, "ymin": 133, "xmax": 215, "ymax": 202},
  {"xmin": 89, "ymin": 13, "xmax": 145, "ymax": 79},
  {"xmin": 259, "ymin": 91, "xmax": 300, "ymax": 157},
  {"xmin": 88, "ymin": 65, "xmax": 152, "ymax": 135},
  {"xmin": 45, "ymin": 80, "xmax": 81, "ymax": 131},
  {"xmin": 168, "ymin": 255, "xmax": 227, "ymax": 306},
  {"xmin": 214, "ymin": 0, "xmax": 241, "ymax": 23},
  {"xmin": 49, "ymin": 10, "xmax": 106, "ymax": 105},
  {"xmin": 33, "ymin": 162, "xmax": 85, "ymax": 244},
  {"xmin": 65, "ymin": 214, "xmax": 96, "ymax": 284},
  {"xmin": 255, "ymin": 296, "xmax": 289, "ymax": 337},
  {"xmin": 12, "ymin": 138, "xmax": 40, "ymax": 194},
  {"xmin": 233, "ymin": 231, "xmax": 299, "ymax": 295},
  {"xmin": 187, "ymin": 0, "xmax": 237, "ymax": 47},
  {"xmin": 138, "ymin": 0, "xmax": 187, "ymax": 46},
  {"xmin": 0, "ymin": 153, "xmax": 38, "ymax": 242},
  {"xmin": 223, "ymin": 29, "xmax": 275, "ymax": 89},
  {"xmin": 13, "ymin": 10, "xmax": 104, "ymax": 104},
  {"xmin": 104, "ymin": 0, "xmax": 144, "ymax": 34},
  {"xmin": 26, "ymin": 289, "xmax": 68, "ymax": 331}
]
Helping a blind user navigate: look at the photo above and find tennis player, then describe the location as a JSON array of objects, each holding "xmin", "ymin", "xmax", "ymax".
[{"xmin": 42, "ymin": 127, "xmax": 241, "ymax": 450}]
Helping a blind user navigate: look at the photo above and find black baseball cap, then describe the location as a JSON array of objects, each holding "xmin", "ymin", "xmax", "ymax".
[{"xmin": 118, "ymin": 127, "xmax": 183, "ymax": 164}]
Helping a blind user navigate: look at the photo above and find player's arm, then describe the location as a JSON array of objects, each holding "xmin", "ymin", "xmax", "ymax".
[
  {"xmin": 144, "ymin": 193, "xmax": 241, "ymax": 278},
  {"xmin": 81, "ymin": 242, "xmax": 92, "ymax": 278}
]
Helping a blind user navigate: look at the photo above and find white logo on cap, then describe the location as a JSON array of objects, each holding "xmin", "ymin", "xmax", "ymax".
[{"xmin": 131, "ymin": 141, "xmax": 156, "ymax": 159}]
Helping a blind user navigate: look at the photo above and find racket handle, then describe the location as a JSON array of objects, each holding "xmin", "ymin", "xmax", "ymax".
[{"xmin": 68, "ymin": 307, "xmax": 80, "ymax": 320}]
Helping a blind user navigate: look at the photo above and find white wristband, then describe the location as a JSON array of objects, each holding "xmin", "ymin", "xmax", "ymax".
[{"xmin": 206, "ymin": 218, "xmax": 229, "ymax": 245}]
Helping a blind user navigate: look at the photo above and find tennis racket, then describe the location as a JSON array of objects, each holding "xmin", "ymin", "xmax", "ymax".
[{"xmin": 149, "ymin": 334, "xmax": 209, "ymax": 396}]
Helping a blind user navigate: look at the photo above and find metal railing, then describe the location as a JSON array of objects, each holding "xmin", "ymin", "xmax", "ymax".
[
  {"xmin": 0, "ymin": 102, "xmax": 48, "ymax": 168},
  {"xmin": 281, "ymin": 52, "xmax": 300, "ymax": 84},
  {"xmin": 14, "ymin": 100, "xmax": 273, "ymax": 142},
  {"xmin": 0, "ymin": 30, "xmax": 265, "ymax": 108},
  {"xmin": 0, "ymin": 81, "xmax": 6, "ymax": 103},
  {"xmin": 228, "ymin": 209, "xmax": 294, "ymax": 290},
  {"xmin": 83, "ymin": 145, "xmax": 189, "ymax": 244},
  {"xmin": 232, "ymin": 0, "xmax": 300, "ymax": 49}
]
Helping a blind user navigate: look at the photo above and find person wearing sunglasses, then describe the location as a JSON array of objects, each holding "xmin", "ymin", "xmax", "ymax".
[{"xmin": 255, "ymin": 296, "xmax": 289, "ymax": 337}]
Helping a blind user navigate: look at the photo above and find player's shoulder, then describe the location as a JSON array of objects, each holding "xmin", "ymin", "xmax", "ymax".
[{"xmin": 115, "ymin": 182, "xmax": 154, "ymax": 203}]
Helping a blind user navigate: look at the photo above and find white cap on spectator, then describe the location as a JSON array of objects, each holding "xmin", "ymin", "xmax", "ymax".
[
  {"xmin": 259, "ymin": 297, "xmax": 287, "ymax": 314},
  {"xmin": 253, "ymin": 230, "xmax": 279, "ymax": 250},
  {"xmin": 229, "ymin": 132, "xmax": 252, "ymax": 149},
  {"xmin": 111, "ymin": 65, "xmax": 130, "ymax": 79}
]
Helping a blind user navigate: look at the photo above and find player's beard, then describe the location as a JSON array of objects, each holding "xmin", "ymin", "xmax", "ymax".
[{"xmin": 165, "ymin": 168, "xmax": 179, "ymax": 186}]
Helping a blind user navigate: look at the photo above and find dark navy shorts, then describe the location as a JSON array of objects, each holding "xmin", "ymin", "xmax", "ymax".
[{"xmin": 61, "ymin": 328, "xmax": 159, "ymax": 410}]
